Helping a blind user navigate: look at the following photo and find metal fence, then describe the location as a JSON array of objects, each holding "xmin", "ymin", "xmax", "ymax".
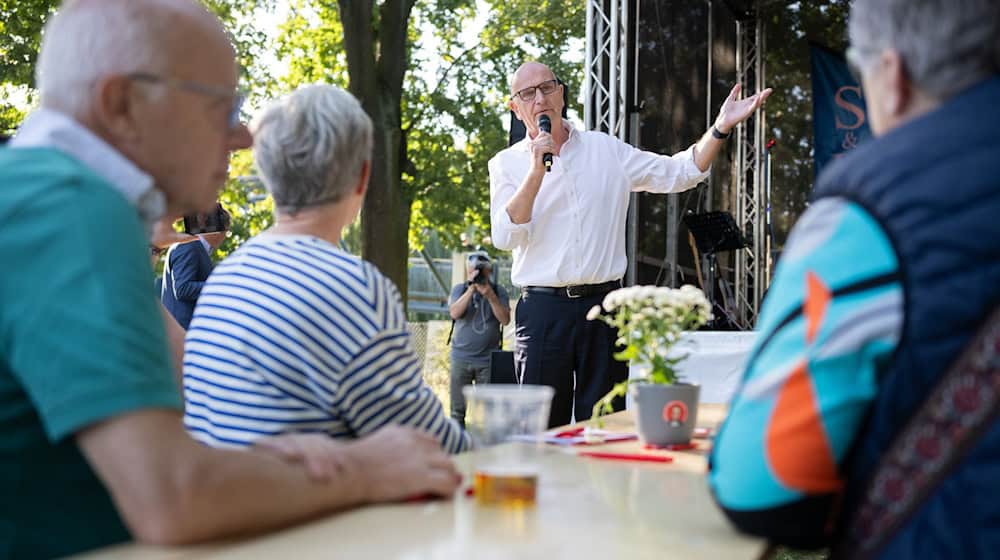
[
  {"xmin": 407, "ymin": 255, "xmax": 517, "ymax": 317},
  {"xmin": 409, "ymin": 320, "xmax": 452, "ymax": 412},
  {"xmin": 409, "ymin": 313, "xmax": 518, "ymax": 413}
]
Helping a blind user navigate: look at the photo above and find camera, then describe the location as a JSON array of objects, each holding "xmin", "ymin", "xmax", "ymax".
[
  {"xmin": 183, "ymin": 203, "xmax": 231, "ymax": 235},
  {"xmin": 468, "ymin": 253, "xmax": 491, "ymax": 286}
]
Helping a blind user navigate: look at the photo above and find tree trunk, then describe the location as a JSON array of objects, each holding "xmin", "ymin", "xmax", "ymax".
[
  {"xmin": 362, "ymin": 97, "xmax": 412, "ymax": 303},
  {"xmin": 338, "ymin": 0, "xmax": 416, "ymax": 308}
]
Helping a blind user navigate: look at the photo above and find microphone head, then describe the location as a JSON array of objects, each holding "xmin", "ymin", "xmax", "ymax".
[{"xmin": 537, "ymin": 114, "xmax": 552, "ymax": 133}]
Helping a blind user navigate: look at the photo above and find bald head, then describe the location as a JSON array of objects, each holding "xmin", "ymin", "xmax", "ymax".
[
  {"xmin": 36, "ymin": 0, "xmax": 233, "ymax": 115},
  {"xmin": 508, "ymin": 61, "xmax": 565, "ymax": 137},
  {"xmin": 510, "ymin": 62, "xmax": 557, "ymax": 95}
]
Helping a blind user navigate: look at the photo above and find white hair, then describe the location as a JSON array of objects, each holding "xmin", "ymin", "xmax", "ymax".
[
  {"xmin": 35, "ymin": 0, "xmax": 176, "ymax": 115},
  {"xmin": 849, "ymin": 0, "xmax": 1000, "ymax": 99},
  {"xmin": 252, "ymin": 84, "xmax": 374, "ymax": 213}
]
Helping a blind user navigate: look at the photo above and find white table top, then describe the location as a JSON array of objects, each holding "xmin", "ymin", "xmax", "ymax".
[{"xmin": 73, "ymin": 405, "xmax": 764, "ymax": 560}]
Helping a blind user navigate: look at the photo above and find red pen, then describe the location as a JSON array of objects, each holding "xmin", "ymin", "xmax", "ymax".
[
  {"xmin": 555, "ymin": 426, "xmax": 585, "ymax": 438},
  {"xmin": 577, "ymin": 451, "xmax": 673, "ymax": 463}
]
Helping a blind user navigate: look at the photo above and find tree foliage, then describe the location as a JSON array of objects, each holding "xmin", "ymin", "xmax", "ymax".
[
  {"xmin": 0, "ymin": 0, "xmax": 53, "ymax": 134},
  {"xmin": 0, "ymin": 0, "xmax": 586, "ymax": 294},
  {"xmin": 273, "ymin": 0, "xmax": 584, "ymax": 295},
  {"xmin": 0, "ymin": 0, "xmax": 54, "ymax": 87},
  {"xmin": 406, "ymin": 0, "xmax": 585, "ymax": 252}
]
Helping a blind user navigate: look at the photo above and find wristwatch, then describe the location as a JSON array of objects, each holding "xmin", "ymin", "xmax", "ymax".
[{"xmin": 712, "ymin": 125, "xmax": 732, "ymax": 140}]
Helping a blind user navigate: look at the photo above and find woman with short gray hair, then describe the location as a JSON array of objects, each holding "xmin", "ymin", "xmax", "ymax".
[
  {"xmin": 182, "ymin": 84, "xmax": 470, "ymax": 454},
  {"xmin": 252, "ymin": 84, "xmax": 373, "ymax": 213}
]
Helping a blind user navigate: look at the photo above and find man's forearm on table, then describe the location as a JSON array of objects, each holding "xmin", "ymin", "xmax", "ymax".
[
  {"xmin": 79, "ymin": 411, "xmax": 370, "ymax": 546},
  {"xmin": 140, "ymin": 444, "xmax": 369, "ymax": 544}
]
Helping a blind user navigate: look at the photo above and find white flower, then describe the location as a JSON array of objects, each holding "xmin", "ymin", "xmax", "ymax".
[
  {"xmin": 586, "ymin": 305, "xmax": 602, "ymax": 321},
  {"xmin": 603, "ymin": 290, "xmax": 620, "ymax": 311},
  {"xmin": 600, "ymin": 285, "xmax": 710, "ymax": 350}
]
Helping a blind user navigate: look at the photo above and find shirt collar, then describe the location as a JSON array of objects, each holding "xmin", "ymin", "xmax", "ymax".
[
  {"xmin": 198, "ymin": 235, "xmax": 212, "ymax": 254},
  {"xmin": 10, "ymin": 108, "xmax": 167, "ymax": 235},
  {"xmin": 515, "ymin": 119, "xmax": 578, "ymax": 152}
]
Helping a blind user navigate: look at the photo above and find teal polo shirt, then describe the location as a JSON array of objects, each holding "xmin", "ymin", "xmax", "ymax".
[{"xmin": 0, "ymin": 147, "xmax": 182, "ymax": 558}]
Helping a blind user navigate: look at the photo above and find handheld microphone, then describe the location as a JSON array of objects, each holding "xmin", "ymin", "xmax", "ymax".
[{"xmin": 537, "ymin": 114, "xmax": 553, "ymax": 172}]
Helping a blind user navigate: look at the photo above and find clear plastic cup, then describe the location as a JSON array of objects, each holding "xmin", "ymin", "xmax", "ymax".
[{"xmin": 462, "ymin": 385, "xmax": 554, "ymax": 507}]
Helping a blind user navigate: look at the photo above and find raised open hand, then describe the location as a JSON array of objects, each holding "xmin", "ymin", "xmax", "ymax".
[{"xmin": 715, "ymin": 84, "xmax": 773, "ymax": 133}]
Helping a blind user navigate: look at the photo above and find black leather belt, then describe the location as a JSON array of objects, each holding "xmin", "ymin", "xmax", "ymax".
[{"xmin": 522, "ymin": 279, "xmax": 622, "ymax": 299}]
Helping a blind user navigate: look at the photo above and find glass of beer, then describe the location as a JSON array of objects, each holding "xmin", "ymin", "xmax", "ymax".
[{"xmin": 463, "ymin": 385, "xmax": 554, "ymax": 508}]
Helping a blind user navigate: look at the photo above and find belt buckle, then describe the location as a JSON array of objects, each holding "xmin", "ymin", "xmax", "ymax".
[{"xmin": 566, "ymin": 285, "xmax": 584, "ymax": 298}]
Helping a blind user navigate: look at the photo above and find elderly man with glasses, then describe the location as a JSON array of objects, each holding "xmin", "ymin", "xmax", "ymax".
[
  {"xmin": 0, "ymin": 1, "xmax": 458, "ymax": 557},
  {"xmin": 708, "ymin": 1, "xmax": 1000, "ymax": 558},
  {"xmin": 489, "ymin": 61, "xmax": 771, "ymax": 427}
]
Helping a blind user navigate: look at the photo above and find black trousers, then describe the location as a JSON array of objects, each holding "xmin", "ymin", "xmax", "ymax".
[{"xmin": 514, "ymin": 289, "xmax": 628, "ymax": 428}]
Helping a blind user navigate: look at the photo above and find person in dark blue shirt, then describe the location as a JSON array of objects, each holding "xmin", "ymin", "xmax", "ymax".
[{"xmin": 161, "ymin": 205, "xmax": 229, "ymax": 329}]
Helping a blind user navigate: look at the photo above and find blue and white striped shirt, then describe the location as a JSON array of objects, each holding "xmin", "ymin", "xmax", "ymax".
[{"xmin": 181, "ymin": 233, "xmax": 470, "ymax": 453}]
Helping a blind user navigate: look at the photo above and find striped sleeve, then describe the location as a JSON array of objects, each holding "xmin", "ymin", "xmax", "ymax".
[
  {"xmin": 182, "ymin": 239, "xmax": 365, "ymax": 448},
  {"xmin": 182, "ymin": 237, "xmax": 470, "ymax": 454},
  {"xmin": 337, "ymin": 272, "xmax": 471, "ymax": 454},
  {"xmin": 708, "ymin": 198, "xmax": 903, "ymax": 547}
]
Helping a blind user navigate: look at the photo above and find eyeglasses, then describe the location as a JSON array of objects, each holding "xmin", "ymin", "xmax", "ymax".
[
  {"xmin": 512, "ymin": 79, "xmax": 560, "ymax": 102},
  {"xmin": 128, "ymin": 72, "xmax": 245, "ymax": 129}
]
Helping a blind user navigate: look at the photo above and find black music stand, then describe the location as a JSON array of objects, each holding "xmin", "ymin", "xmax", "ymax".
[{"xmin": 683, "ymin": 211, "xmax": 746, "ymax": 329}]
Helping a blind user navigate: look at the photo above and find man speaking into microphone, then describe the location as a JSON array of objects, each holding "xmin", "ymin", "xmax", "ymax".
[
  {"xmin": 538, "ymin": 114, "xmax": 554, "ymax": 171},
  {"xmin": 489, "ymin": 61, "xmax": 770, "ymax": 427}
]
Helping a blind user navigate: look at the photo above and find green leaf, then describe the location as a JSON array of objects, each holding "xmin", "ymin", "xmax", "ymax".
[
  {"xmin": 3, "ymin": 0, "xmax": 587, "ymax": 291},
  {"xmin": 613, "ymin": 344, "xmax": 639, "ymax": 362}
]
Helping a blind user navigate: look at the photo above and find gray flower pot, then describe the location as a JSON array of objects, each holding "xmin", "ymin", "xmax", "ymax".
[{"xmin": 630, "ymin": 382, "xmax": 700, "ymax": 446}]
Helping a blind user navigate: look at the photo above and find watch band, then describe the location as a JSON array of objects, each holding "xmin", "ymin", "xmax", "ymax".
[{"xmin": 712, "ymin": 125, "xmax": 731, "ymax": 139}]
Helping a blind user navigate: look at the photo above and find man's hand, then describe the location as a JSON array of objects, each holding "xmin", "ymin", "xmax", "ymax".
[
  {"xmin": 714, "ymin": 84, "xmax": 773, "ymax": 133},
  {"xmin": 467, "ymin": 268, "xmax": 479, "ymax": 285},
  {"xmin": 528, "ymin": 131, "xmax": 555, "ymax": 173},
  {"xmin": 255, "ymin": 426, "xmax": 461, "ymax": 502},
  {"xmin": 253, "ymin": 433, "xmax": 349, "ymax": 482},
  {"xmin": 474, "ymin": 281, "xmax": 494, "ymax": 298}
]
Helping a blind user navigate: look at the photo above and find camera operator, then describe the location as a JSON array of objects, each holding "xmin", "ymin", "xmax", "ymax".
[{"xmin": 448, "ymin": 253, "xmax": 511, "ymax": 426}]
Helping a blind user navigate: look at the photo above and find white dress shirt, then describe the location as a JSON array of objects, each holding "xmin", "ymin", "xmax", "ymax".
[
  {"xmin": 10, "ymin": 108, "xmax": 166, "ymax": 235},
  {"xmin": 489, "ymin": 121, "xmax": 709, "ymax": 287}
]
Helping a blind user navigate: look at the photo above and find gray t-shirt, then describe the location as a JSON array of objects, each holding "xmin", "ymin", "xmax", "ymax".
[{"xmin": 449, "ymin": 282, "xmax": 509, "ymax": 365}]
